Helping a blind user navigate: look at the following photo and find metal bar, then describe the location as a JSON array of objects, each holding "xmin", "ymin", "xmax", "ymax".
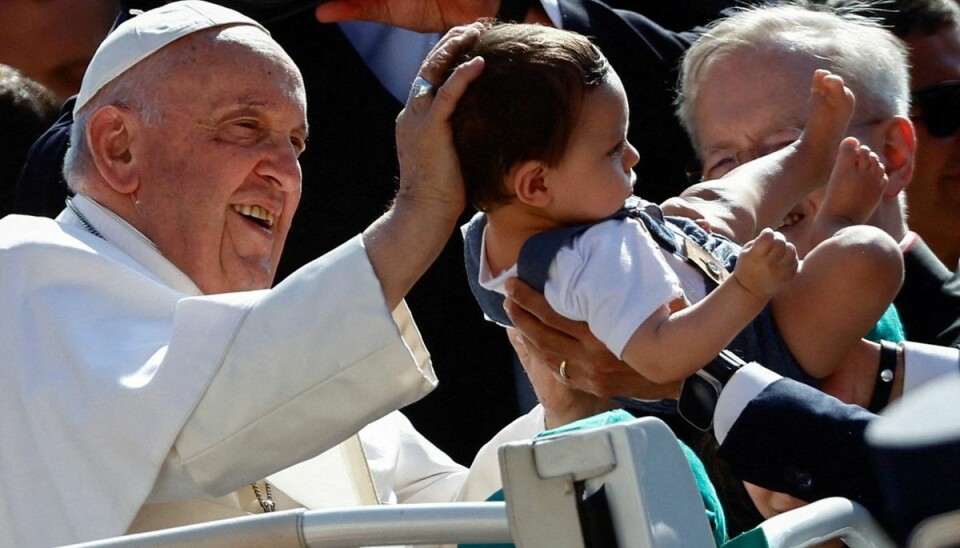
[{"xmin": 301, "ymin": 502, "xmax": 511, "ymax": 547}]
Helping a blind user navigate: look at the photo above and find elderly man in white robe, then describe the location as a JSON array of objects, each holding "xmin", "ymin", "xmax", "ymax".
[{"xmin": 0, "ymin": 2, "xmax": 501, "ymax": 545}]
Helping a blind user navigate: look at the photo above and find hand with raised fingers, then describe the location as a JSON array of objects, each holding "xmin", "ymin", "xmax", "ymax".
[
  {"xmin": 394, "ymin": 23, "xmax": 486, "ymax": 224},
  {"xmin": 315, "ymin": 0, "xmax": 499, "ymax": 33},
  {"xmin": 362, "ymin": 24, "xmax": 485, "ymax": 309}
]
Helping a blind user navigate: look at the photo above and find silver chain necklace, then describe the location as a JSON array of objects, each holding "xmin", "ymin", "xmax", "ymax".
[
  {"xmin": 251, "ymin": 480, "xmax": 276, "ymax": 513},
  {"xmin": 65, "ymin": 198, "xmax": 104, "ymax": 239}
]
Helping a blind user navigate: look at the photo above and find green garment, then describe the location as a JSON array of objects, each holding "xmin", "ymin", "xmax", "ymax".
[
  {"xmin": 722, "ymin": 526, "xmax": 770, "ymax": 548},
  {"xmin": 866, "ymin": 303, "xmax": 906, "ymax": 343}
]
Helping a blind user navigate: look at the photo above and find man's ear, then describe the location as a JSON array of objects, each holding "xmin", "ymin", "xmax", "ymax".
[
  {"xmin": 878, "ymin": 115, "xmax": 916, "ymax": 197},
  {"xmin": 86, "ymin": 105, "xmax": 140, "ymax": 195},
  {"xmin": 513, "ymin": 160, "xmax": 551, "ymax": 207}
]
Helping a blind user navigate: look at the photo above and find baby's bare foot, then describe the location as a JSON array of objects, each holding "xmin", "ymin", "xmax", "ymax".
[
  {"xmin": 812, "ymin": 137, "xmax": 888, "ymax": 242},
  {"xmin": 797, "ymin": 70, "xmax": 857, "ymax": 182}
]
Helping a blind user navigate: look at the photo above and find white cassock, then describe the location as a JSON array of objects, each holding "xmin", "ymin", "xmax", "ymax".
[
  {"xmin": 125, "ymin": 404, "xmax": 547, "ymax": 540},
  {"xmin": 0, "ymin": 195, "xmax": 441, "ymax": 546}
]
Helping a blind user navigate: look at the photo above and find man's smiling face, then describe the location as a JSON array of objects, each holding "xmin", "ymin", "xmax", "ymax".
[{"xmin": 130, "ymin": 27, "xmax": 308, "ymax": 294}]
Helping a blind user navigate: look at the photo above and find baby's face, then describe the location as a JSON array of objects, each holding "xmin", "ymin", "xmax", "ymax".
[{"xmin": 544, "ymin": 70, "xmax": 639, "ymax": 224}]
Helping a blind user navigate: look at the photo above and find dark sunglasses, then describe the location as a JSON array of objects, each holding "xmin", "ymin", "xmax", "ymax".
[{"xmin": 911, "ymin": 81, "xmax": 960, "ymax": 138}]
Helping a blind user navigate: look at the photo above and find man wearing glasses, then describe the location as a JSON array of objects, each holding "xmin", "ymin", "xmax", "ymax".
[{"xmin": 672, "ymin": 1, "xmax": 960, "ymax": 351}]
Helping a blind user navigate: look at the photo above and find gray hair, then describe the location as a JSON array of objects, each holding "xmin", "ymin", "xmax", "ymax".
[
  {"xmin": 62, "ymin": 51, "xmax": 169, "ymax": 193},
  {"xmin": 676, "ymin": 3, "xmax": 910, "ymax": 151}
]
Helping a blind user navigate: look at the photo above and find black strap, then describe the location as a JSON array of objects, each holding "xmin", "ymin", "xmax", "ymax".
[
  {"xmin": 496, "ymin": 0, "xmax": 533, "ymax": 22},
  {"xmin": 869, "ymin": 340, "xmax": 898, "ymax": 413}
]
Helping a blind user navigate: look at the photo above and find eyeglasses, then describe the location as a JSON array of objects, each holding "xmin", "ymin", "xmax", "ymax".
[
  {"xmin": 911, "ymin": 81, "xmax": 960, "ymax": 138},
  {"xmin": 690, "ymin": 117, "xmax": 888, "ymax": 184},
  {"xmin": 696, "ymin": 127, "xmax": 804, "ymax": 182}
]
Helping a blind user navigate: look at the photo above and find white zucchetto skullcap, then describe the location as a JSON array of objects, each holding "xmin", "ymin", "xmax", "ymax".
[{"xmin": 74, "ymin": 0, "xmax": 268, "ymax": 114}]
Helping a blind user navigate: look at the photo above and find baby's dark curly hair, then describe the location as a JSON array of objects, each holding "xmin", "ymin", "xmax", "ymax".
[{"xmin": 447, "ymin": 22, "xmax": 609, "ymax": 212}]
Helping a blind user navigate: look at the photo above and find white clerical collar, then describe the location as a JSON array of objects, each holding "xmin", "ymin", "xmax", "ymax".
[{"xmin": 60, "ymin": 195, "xmax": 202, "ymax": 296}]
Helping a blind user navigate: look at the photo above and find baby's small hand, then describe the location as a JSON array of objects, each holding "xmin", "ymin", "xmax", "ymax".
[{"xmin": 734, "ymin": 228, "xmax": 798, "ymax": 298}]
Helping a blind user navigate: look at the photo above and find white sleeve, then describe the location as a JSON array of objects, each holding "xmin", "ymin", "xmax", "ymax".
[
  {"xmin": 455, "ymin": 406, "xmax": 547, "ymax": 502},
  {"xmin": 2, "ymin": 222, "xmax": 437, "ymax": 545},
  {"xmin": 545, "ymin": 219, "xmax": 683, "ymax": 358},
  {"xmin": 903, "ymin": 341, "xmax": 960, "ymax": 393},
  {"xmin": 154, "ymin": 236, "xmax": 438, "ymax": 500},
  {"xmin": 713, "ymin": 363, "xmax": 782, "ymax": 444},
  {"xmin": 360, "ymin": 412, "xmax": 468, "ymax": 504}
]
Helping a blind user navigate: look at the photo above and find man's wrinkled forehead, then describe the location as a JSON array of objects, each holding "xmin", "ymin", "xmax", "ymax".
[{"xmin": 695, "ymin": 51, "xmax": 813, "ymax": 145}]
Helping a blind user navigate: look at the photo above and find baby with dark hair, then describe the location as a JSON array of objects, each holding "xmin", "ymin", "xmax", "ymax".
[{"xmin": 456, "ymin": 23, "xmax": 902, "ymax": 389}]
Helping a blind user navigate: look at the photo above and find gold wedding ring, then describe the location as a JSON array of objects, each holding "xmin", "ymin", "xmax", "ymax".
[{"xmin": 559, "ymin": 359, "xmax": 571, "ymax": 380}]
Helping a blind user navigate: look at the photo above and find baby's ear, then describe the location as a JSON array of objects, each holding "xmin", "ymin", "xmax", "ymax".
[{"xmin": 513, "ymin": 160, "xmax": 550, "ymax": 207}]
